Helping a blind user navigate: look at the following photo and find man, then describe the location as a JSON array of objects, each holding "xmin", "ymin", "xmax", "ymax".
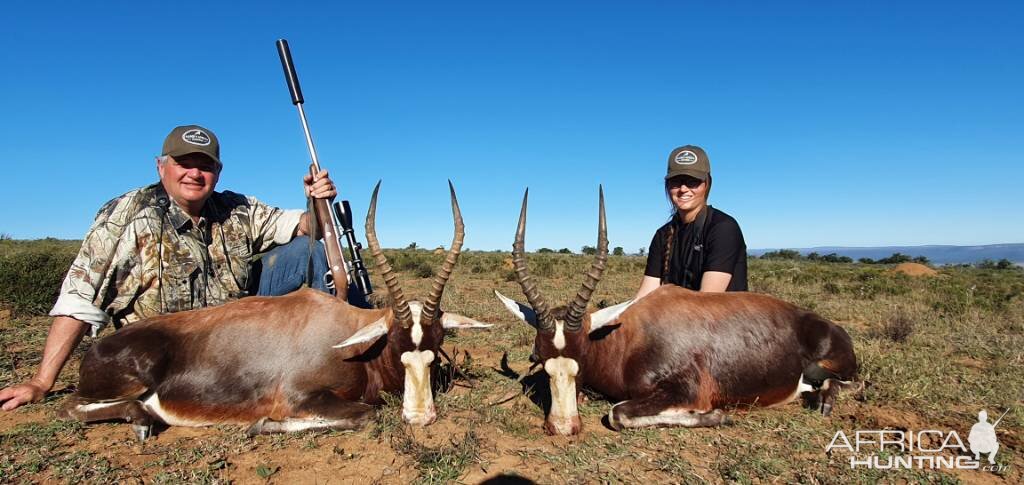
[{"xmin": 0, "ymin": 125, "xmax": 339, "ymax": 410}]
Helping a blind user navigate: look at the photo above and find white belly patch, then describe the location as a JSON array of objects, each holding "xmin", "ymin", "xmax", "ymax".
[
  {"xmin": 772, "ymin": 373, "xmax": 816, "ymax": 408},
  {"xmin": 141, "ymin": 393, "xmax": 212, "ymax": 427},
  {"xmin": 73, "ymin": 401, "xmax": 123, "ymax": 413},
  {"xmin": 609, "ymin": 404, "xmax": 706, "ymax": 428}
]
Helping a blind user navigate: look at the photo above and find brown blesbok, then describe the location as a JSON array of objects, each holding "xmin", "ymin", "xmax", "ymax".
[
  {"xmin": 61, "ymin": 181, "xmax": 489, "ymax": 441},
  {"xmin": 495, "ymin": 188, "xmax": 859, "ymax": 435}
]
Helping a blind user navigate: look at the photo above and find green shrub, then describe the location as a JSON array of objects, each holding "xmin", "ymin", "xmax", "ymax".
[
  {"xmin": 876, "ymin": 252, "xmax": 912, "ymax": 264},
  {"xmin": 851, "ymin": 272, "xmax": 910, "ymax": 299},
  {"xmin": 0, "ymin": 240, "xmax": 79, "ymax": 315},
  {"xmin": 761, "ymin": 249, "xmax": 801, "ymax": 260},
  {"xmin": 413, "ymin": 261, "xmax": 435, "ymax": 279},
  {"xmin": 977, "ymin": 258, "xmax": 1020, "ymax": 270}
]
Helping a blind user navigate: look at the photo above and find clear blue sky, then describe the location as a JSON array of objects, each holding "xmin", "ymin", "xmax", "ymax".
[{"xmin": 2, "ymin": 1, "xmax": 1021, "ymax": 252}]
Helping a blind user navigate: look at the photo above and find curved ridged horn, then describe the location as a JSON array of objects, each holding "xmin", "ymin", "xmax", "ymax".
[
  {"xmin": 512, "ymin": 189, "xmax": 555, "ymax": 330},
  {"xmin": 565, "ymin": 186, "xmax": 607, "ymax": 329},
  {"xmin": 365, "ymin": 181, "xmax": 413, "ymax": 327},
  {"xmin": 421, "ymin": 180, "xmax": 464, "ymax": 325}
]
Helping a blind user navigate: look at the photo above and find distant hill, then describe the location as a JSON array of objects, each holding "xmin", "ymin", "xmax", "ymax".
[{"xmin": 748, "ymin": 243, "xmax": 1024, "ymax": 265}]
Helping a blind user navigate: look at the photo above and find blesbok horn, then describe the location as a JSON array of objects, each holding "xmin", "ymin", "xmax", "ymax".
[
  {"xmin": 421, "ymin": 180, "xmax": 464, "ymax": 325},
  {"xmin": 365, "ymin": 181, "xmax": 413, "ymax": 326},
  {"xmin": 565, "ymin": 186, "xmax": 608, "ymax": 329},
  {"xmin": 512, "ymin": 189, "xmax": 554, "ymax": 330}
]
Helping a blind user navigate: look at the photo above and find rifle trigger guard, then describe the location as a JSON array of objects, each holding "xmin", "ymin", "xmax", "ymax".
[{"xmin": 323, "ymin": 270, "xmax": 336, "ymax": 291}]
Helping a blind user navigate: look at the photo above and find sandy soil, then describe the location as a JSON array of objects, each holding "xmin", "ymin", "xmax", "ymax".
[{"xmin": 891, "ymin": 262, "xmax": 939, "ymax": 277}]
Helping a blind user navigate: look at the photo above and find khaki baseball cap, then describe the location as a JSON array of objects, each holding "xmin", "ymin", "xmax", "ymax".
[
  {"xmin": 665, "ymin": 145, "xmax": 710, "ymax": 181},
  {"xmin": 161, "ymin": 125, "xmax": 221, "ymax": 165}
]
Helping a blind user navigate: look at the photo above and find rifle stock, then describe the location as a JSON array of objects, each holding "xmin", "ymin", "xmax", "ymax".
[{"xmin": 309, "ymin": 165, "xmax": 350, "ymax": 295}]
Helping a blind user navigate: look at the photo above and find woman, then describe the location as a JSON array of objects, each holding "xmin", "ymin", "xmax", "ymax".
[{"xmin": 635, "ymin": 145, "xmax": 748, "ymax": 300}]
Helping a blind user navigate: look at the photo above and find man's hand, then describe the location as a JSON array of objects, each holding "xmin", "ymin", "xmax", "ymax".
[
  {"xmin": 0, "ymin": 379, "xmax": 49, "ymax": 411},
  {"xmin": 0, "ymin": 316, "xmax": 88, "ymax": 411},
  {"xmin": 303, "ymin": 169, "xmax": 337, "ymax": 200},
  {"xmin": 297, "ymin": 169, "xmax": 339, "ymax": 237}
]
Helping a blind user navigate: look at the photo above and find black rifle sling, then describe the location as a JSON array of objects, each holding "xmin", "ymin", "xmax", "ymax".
[
  {"xmin": 680, "ymin": 205, "xmax": 714, "ymax": 289},
  {"xmin": 305, "ymin": 196, "xmax": 317, "ymax": 289}
]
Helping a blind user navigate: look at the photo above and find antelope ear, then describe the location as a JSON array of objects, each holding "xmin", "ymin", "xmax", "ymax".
[
  {"xmin": 494, "ymin": 290, "xmax": 538, "ymax": 328},
  {"xmin": 333, "ymin": 317, "xmax": 389, "ymax": 349},
  {"xmin": 589, "ymin": 299, "xmax": 634, "ymax": 333},
  {"xmin": 441, "ymin": 312, "xmax": 492, "ymax": 329}
]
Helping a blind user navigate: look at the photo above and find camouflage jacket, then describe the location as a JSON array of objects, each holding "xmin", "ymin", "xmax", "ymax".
[{"xmin": 50, "ymin": 183, "xmax": 303, "ymax": 335}]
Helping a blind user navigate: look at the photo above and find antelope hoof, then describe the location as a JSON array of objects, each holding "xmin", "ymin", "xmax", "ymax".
[
  {"xmin": 131, "ymin": 424, "xmax": 152, "ymax": 442},
  {"xmin": 246, "ymin": 417, "xmax": 268, "ymax": 437},
  {"xmin": 821, "ymin": 403, "xmax": 833, "ymax": 417},
  {"xmin": 606, "ymin": 404, "xmax": 624, "ymax": 431}
]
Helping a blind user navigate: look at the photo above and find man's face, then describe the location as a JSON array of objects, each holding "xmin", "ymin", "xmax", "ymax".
[{"xmin": 157, "ymin": 154, "xmax": 221, "ymax": 210}]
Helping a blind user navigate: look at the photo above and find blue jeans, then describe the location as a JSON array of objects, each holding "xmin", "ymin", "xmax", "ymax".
[
  {"xmin": 254, "ymin": 236, "xmax": 369, "ymax": 307},
  {"xmin": 254, "ymin": 236, "xmax": 329, "ymax": 296}
]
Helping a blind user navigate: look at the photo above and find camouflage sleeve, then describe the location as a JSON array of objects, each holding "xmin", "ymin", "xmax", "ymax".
[
  {"xmin": 246, "ymin": 195, "xmax": 303, "ymax": 254},
  {"xmin": 49, "ymin": 193, "xmax": 141, "ymax": 336}
]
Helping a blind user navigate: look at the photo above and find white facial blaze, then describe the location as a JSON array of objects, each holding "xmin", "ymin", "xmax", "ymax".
[
  {"xmin": 544, "ymin": 357, "xmax": 580, "ymax": 435},
  {"xmin": 411, "ymin": 321, "xmax": 423, "ymax": 346},
  {"xmin": 400, "ymin": 350, "xmax": 436, "ymax": 425},
  {"xmin": 409, "ymin": 302, "xmax": 424, "ymax": 346},
  {"xmin": 553, "ymin": 321, "xmax": 566, "ymax": 350}
]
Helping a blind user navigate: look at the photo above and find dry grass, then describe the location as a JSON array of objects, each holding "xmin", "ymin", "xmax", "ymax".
[{"xmin": 2, "ymin": 246, "xmax": 1023, "ymax": 483}]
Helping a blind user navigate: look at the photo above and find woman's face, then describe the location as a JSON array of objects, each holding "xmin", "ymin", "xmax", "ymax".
[{"xmin": 666, "ymin": 175, "xmax": 708, "ymax": 213}]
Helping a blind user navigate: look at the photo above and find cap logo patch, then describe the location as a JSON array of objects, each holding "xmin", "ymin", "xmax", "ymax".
[
  {"xmin": 182, "ymin": 129, "xmax": 212, "ymax": 146},
  {"xmin": 674, "ymin": 150, "xmax": 698, "ymax": 165}
]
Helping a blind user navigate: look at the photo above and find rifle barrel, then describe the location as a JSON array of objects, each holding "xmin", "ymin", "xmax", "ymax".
[
  {"xmin": 992, "ymin": 407, "xmax": 1011, "ymax": 428},
  {"xmin": 276, "ymin": 38, "xmax": 351, "ymax": 295}
]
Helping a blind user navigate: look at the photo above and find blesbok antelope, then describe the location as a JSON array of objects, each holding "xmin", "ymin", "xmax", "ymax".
[
  {"xmin": 495, "ymin": 188, "xmax": 859, "ymax": 435},
  {"xmin": 61, "ymin": 181, "xmax": 489, "ymax": 441}
]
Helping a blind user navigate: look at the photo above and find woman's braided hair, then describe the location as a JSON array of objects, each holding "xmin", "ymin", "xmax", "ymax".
[{"xmin": 661, "ymin": 223, "xmax": 675, "ymax": 284}]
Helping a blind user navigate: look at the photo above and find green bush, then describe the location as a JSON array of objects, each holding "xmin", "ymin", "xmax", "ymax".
[
  {"xmin": 761, "ymin": 249, "xmax": 801, "ymax": 260},
  {"xmin": 977, "ymin": 258, "xmax": 1019, "ymax": 270},
  {"xmin": 0, "ymin": 239, "xmax": 79, "ymax": 315},
  {"xmin": 876, "ymin": 252, "xmax": 913, "ymax": 264}
]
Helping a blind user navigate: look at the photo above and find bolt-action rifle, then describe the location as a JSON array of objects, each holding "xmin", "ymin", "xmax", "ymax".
[{"xmin": 275, "ymin": 39, "xmax": 373, "ymax": 301}]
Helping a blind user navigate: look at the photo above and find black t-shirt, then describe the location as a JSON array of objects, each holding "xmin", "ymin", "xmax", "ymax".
[{"xmin": 644, "ymin": 207, "xmax": 748, "ymax": 291}]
